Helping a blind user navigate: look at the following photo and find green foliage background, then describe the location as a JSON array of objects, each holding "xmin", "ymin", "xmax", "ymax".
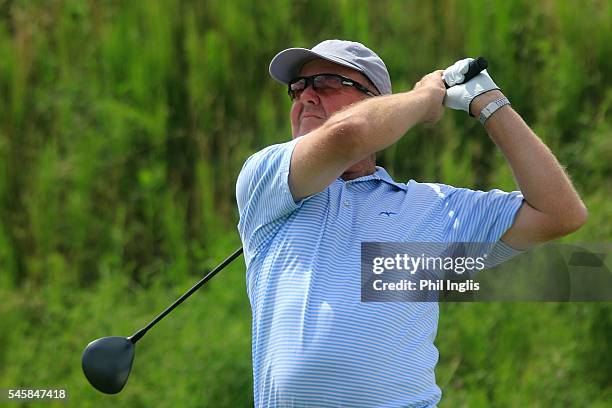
[{"xmin": 0, "ymin": 0, "xmax": 610, "ymax": 406}]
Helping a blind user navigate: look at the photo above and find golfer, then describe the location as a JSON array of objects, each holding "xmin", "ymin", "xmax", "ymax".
[{"xmin": 236, "ymin": 40, "xmax": 587, "ymax": 407}]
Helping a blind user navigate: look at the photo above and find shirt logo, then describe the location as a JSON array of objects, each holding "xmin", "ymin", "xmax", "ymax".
[{"xmin": 379, "ymin": 211, "xmax": 397, "ymax": 217}]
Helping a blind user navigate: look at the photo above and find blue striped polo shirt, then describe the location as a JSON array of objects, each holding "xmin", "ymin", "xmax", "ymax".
[{"xmin": 236, "ymin": 138, "xmax": 524, "ymax": 407}]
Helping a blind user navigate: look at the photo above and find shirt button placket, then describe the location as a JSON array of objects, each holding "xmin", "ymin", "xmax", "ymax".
[{"xmin": 343, "ymin": 183, "xmax": 351, "ymax": 208}]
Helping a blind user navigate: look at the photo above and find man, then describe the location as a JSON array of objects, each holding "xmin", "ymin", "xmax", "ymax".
[{"xmin": 236, "ymin": 40, "xmax": 587, "ymax": 407}]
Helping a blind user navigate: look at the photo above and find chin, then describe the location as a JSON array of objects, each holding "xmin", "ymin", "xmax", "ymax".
[
  {"xmin": 298, "ymin": 122, "xmax": 323, "ymax": 137},
  {"xmin": 295, "ymin": 128, "xmax": 314, "ymax": 138}
]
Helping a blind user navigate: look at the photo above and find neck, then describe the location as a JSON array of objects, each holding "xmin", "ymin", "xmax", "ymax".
[{"xmin": 340, "ymin": 155, "xmax": 377, "ymax": 181}]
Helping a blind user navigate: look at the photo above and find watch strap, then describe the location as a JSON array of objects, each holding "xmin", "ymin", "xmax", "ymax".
[{"xmin": 478, "ymin": 97, "xmax": 510, "ymax": 125}]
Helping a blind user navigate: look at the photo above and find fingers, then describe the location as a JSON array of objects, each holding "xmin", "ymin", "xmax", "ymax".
[
  {"xmin": 425, "ymin": 70, "xmax": 446, "ymax": 89},
  {"xmin": 414, "ymin": 70, "xmax": 445, "ymax": 90},
  {"xmin": 458, "ymin": 58, "xmax": 473, "ymax": 74},
  {"xmin": 443, "ymin": 58, "xmax": 476, "ymax": 86}
]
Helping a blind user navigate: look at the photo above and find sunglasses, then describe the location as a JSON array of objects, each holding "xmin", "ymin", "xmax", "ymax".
[{"xmin": 288, "ymin": 73, "xmax": 378, "ymax": 101}]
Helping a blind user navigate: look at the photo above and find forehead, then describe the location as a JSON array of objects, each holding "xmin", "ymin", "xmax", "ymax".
[{"xmin": 298, "ymin": 58, "xmax": 368, "ymax": 83}]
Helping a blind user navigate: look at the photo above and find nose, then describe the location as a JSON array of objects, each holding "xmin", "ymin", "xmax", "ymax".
[{"xmin": 298, "ymin": 83, "xmax": 320, "ymax": 104}]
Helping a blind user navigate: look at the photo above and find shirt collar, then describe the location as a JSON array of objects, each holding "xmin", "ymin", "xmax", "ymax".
[{"xmin": 341, "ymin": 166, "xmax": 408, "ymax": 191}]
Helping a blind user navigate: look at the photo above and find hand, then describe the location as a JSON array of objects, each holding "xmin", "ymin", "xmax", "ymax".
[
  {"xmin": 413, "ymin": 70, "xmax": 446, "ymax": 124},
  {"xmin": 443, "ymin": 58, "xmax": 500, "ymax": 115}
]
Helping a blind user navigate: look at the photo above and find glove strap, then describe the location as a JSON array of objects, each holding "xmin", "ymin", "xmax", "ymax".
[{"xmin": 479, "ymin": 97, "xmax": 510, "ymax": 125}]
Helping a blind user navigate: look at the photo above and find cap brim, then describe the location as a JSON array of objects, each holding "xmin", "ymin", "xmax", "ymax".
[{"xmin": 269, "ymin": 47, "xmax": 364, "ymax": 85}]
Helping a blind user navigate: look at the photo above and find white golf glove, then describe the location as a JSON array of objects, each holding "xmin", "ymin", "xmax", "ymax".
[{"xmin": 443, "ymin": 58, "xmax": 500, "ymax": 115}]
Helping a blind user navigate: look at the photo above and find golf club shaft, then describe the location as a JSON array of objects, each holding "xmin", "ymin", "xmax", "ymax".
[
  {"xmin": 128, "ymin": 246, "xmax": 244, "ymax": 344},
  {"xmin": 444, "ymin": 56, "xmax": 488, "ymax": 88}
]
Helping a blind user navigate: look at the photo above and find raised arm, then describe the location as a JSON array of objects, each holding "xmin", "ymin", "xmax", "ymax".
[
  {"xmin": 470, "ymin": 90, "xmax": 588, "ymax": 249},
  {"xmin": 443, "ymin": 58, "xmax": 588, "ymax": 250},
  {"xmin": 289, "ymin": 71, "xmax": 446, "ymax": 201}
]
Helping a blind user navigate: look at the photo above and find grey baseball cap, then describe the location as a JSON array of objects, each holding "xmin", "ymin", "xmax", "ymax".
[{"xmin": 269, "ymin": 39, "xmax": 392, "ymax": 95}]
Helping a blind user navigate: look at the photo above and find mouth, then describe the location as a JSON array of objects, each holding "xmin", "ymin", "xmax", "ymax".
[{"xmin": 301, "ymin": 113, "xmax": 323, "ymax": 120}]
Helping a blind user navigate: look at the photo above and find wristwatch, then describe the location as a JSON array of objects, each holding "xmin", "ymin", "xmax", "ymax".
[{"xmin": 478, "ymin": 97, "xmax": 510, "ymax": 125}]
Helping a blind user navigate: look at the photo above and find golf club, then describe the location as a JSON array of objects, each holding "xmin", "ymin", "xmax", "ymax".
[{"xmin": 82, "ymin": 246, "xmax": 243, "ymax": 394}]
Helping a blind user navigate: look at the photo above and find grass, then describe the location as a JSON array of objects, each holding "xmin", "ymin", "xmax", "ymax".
[{"xmin": 0, "ymin": 0, "xmax": 610, "ymax": 406}]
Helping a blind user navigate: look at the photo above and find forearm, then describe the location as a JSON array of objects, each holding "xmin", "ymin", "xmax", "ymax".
[
  {"xmin": 472, "ymin": 91, "xmax": 588, "ymax": 226},
  {"xmin": 327, "ymin": 87, "xmax": 434, "ymax": 158}
]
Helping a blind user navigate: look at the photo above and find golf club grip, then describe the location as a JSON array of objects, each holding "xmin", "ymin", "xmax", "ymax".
[{"xmin": 444, "ymin": 57, "xmax": 488, "ymax": 88}]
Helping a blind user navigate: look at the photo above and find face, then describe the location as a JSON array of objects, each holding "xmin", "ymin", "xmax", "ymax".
[{"xmin": 290, "ymin": 59, "xmax": 376, "ymax": 138}]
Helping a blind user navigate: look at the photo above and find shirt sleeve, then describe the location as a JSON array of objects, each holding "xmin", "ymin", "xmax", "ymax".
[
  {"xmin": 236, "ymin": 138, "xmax": 306, "ymax": 256},
  {"xmin": 436, "ymin": 183, "xmax": 526, "ymax": 266}
]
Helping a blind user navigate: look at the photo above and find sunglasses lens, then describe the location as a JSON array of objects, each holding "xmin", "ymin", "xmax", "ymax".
[
  {"xmin": 288, "ymin": 75, "xmax": 351, "ymax": 100},
  {"xmin": 314, "ymin": 75, "xmax": 343, "ymax": 90},
  {"xmin": 290, "ymin": 79, "xmax": 306, "ymax": 92},
  {"xmin": 289, "ymin": 78, "xmax": 306, "ymax": 99}
]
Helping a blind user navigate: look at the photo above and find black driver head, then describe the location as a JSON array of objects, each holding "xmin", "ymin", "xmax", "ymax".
[{"xmin": 82, "ymin": 336, "xmax": 135, "ymax": 394}]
